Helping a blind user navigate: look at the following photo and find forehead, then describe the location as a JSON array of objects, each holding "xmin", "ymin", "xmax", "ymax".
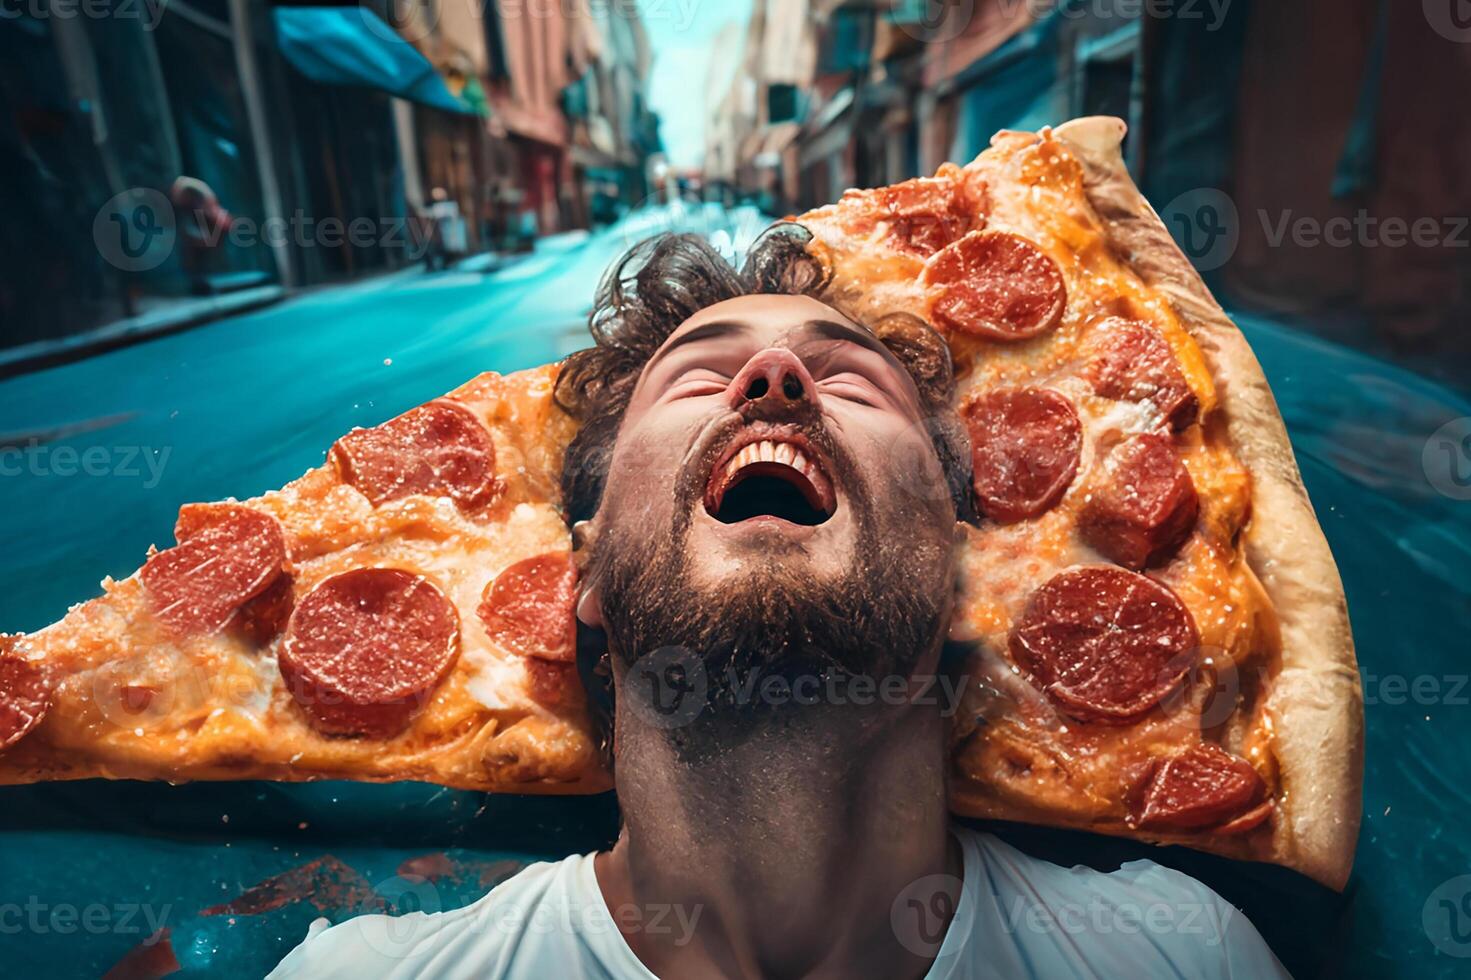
[{"xmin": 656, "ymin": 294, "xmax": 873, "ymax": 353}]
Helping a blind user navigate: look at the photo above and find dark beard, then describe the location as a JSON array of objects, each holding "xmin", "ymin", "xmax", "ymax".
[{"xmin": 591, "ymin": 457, "xmax": 952, "ymax": 721}]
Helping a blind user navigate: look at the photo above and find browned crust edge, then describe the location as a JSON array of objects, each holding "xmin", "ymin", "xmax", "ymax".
[{"xmin": 0, "ymin": 764, "xmax": 612, "ymax": 795}]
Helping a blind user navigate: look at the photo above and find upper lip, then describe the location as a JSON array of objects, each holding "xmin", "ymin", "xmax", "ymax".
[{"xmin": 702, "ymin": 426, "xmax": 838, "ymax": 518}]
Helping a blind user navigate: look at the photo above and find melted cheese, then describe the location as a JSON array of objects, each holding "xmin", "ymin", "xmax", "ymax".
[
  {"xmin": 801, "ymin": 131, "xmax": 1277, "ymax": 824},
  {"xmin": 1, "ymin": 365, "xmax": 603, "ymax": 792}
]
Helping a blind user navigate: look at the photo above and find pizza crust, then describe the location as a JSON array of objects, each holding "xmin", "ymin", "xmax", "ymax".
[{"xmin": 1052, "ymin": 116, "xmax": 1363, "ymax": 890}]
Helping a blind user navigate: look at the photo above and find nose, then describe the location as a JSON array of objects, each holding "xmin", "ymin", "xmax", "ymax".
[{"xmin": 727, "ymin": 348, "xmax": 818, "ymax": 410}]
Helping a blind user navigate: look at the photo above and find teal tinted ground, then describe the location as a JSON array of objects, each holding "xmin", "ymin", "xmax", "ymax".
[{"xmin": 0, "ymin": 210, "xmax": 1467, "ymax": 978}]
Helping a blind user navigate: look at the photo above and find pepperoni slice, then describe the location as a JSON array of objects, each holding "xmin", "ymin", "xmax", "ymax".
[
  {"xmin": 868, "ymin": 174, "xmax": 981, "ymax": 256},
  {"xmin": 233, "ymin": 573, "xmax": 296, "ymax": 646},
  {"xmin": 175, "ymin": 503, "xmax": 295, "ymax": 644},
  {"xmin": 1214, "ymin": 799, "xmax": 1276, "ymax": 835},
  {"xmin": 0, "ymin": 650, "xmax": 49, "ymax": 751},
  {"xmin": 1133, "ymin": 743, "xmax": 1269, "ymax": 832},
  {"xmin": 1081, "ymin": 433, "xmax": 1199, "ymax": 569},
  {"xmin": 280, "ymin": 568, "xmax": 459, "ymax": 738},
  {"xmin": 331, "ymin": 400, "xmax": 498, "ymax": 510},
  {"xmin": 923, "ymin": 231, "xmax": 1066, "ymax": 340},
  {"xmin": 524, "ymin": 658, "xmax": 576, "ymax": 710},
  {"xmin": 142, "ymin": 504, "xmax": 286, "ymax": 634},
  {"xmin": 479, "ymin": 554, "xmax": 577, "ymax": 663},
  {"xmin": 1082, "ymin": 318, "xmax": 1198, "ymax": 429},
  {"xmin": 1009, "ymin": 566, "xmax": 1198, "ymax": 722},
  {"xmin": 963, "ymin": 387, "xmax": 1082, "ymax": 523}
]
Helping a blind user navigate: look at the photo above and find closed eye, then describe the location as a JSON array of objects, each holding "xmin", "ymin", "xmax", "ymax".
[
  {"xmin": 818, "ymin": 374, "xmax": 886, "ymax": 408},
  {"xmin": 664, "ymin": 372, "xmax": 730, "ymax": 400}
]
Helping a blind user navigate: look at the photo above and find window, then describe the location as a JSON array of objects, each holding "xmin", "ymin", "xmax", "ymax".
[
  {"xmin": 818, "ymin": 9, "xmax": 872, "ymax": 75},
  {"xmin": 1073, "ymin": 24, "xmax": 1140, "ymax": 168},
  {"xmin": 485, "ymin": 1, "xmax": 511, "ymax": 81},
  {"xmin": 768, "ymin": 84, "xmax": 801, "ymax": 124}
]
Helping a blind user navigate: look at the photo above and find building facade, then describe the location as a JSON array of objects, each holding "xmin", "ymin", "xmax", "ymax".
[
  {"xmin": 703, "ymin": 0, "xmax": 1471, "ymax": 392},
  {"xmin": 0, "ymin": 0, "xmax": 661, "ymax": 366}
]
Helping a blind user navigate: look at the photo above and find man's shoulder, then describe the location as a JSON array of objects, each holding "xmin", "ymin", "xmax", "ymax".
[
  {"xmin": 266, "ymin": 853, "xmax": 606, "ymax": 980},
  {"xmin": 955, "ymin": 825, "xmax": 1229, "ymax": 902},
  {"xmin": 947, "ymin": 827, "xmax": 1290, "ymax": 979}
]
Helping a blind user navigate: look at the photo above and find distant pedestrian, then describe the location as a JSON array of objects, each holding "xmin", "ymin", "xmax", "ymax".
[
  {"xmin": 170, "ymin": 177, "xmax": 233, "ymax": 294},
  {"xmin": 425, "ymin": 187, "xmax": 467, "ymax": 271}
]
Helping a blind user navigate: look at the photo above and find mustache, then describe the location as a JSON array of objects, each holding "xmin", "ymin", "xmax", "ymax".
[{"xmin": 677, "ymin": 402, "xmax": 852, "ymax": 516}]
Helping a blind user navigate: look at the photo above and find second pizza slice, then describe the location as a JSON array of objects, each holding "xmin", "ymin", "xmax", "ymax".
[{"xmin": 0, "ymin": 365, "xmax": 609, "ymax": 794}]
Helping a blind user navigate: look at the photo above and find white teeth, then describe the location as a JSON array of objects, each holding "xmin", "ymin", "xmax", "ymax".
[
  {"xmin": 711, "ymin": 435, "xmax": 835, "ymax": 515},
  {"xmin": 720, "ymin": 439, "xmax": 823, "ymax": 493}
]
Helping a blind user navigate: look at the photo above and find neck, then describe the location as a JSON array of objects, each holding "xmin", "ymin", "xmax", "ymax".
[{"xmin": 597, "ymin": 688, "xmax": 958, "ymax": 979}]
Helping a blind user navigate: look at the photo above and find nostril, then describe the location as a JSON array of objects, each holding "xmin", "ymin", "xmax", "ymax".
[
  {"xmin": 745, "ymin": 376, "xmax": 769, "ymax": 400},
  {"xmin": 781, "ymin": 373, "xmax": 804, "ymax": 401}
]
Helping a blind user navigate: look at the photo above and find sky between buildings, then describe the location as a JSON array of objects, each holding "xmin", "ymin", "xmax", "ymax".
[{"xmin": 640, "ymin": 0, "xmax": 754, "ymax": 170}]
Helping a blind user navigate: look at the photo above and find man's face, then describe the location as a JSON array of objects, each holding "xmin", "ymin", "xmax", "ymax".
[{"xmin": 586, "ymin": 294, "xmax": 957, "ymax": 691}]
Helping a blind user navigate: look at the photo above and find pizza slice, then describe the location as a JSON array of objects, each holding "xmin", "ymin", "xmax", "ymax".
[
  {"xmin": 794, "ymin": 116, "xmax": 1363, "ymax": 889},
  {"xmin": 0, "ymin": 365, "xmax": 608, "ymax": 794}
]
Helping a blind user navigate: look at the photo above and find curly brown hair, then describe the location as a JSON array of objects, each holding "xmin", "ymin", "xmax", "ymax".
[{"xmin": 554, "ymin": 225, "xmax": 972, "ymax": 524}]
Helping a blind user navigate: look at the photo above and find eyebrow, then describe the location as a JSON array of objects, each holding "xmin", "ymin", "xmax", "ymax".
[
  {"xmin": 648, "ymin": 320, "xmax": 751, "ymax": 366},
  {"xmin": 645, "ymin": 315, "xmax": 900, "ymax": 371},
  {"xmin": 800, "ymin": 319, "xmax": 895, "ymax": 361}
]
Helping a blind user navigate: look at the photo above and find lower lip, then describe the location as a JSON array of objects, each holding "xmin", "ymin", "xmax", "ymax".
[{"xmin": 698, "ymin": 507, "xmax": 823, "ymax": 541}]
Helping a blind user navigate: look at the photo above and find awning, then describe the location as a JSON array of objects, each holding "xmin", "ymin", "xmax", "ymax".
[
  {"xmin": 799, "ymin": 89, "xmax": 856, "ymax": 168},
  {"xmin": 744, "ymin": 121, "xmax": 801, "ymax": 169},
  {"xmin": 272, "ymin": 8, "xmax": 474, "ymax": 115}
]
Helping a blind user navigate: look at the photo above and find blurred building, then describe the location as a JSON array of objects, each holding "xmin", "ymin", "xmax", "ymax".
[
  {"xmin": 703, "ymin": 0, "xmax": 1471, "ymax": 391},
  {"xmin": 701, "ymin": 20, "xmax": 751, "ymax": 205},
  {"xmin": 390, "ymin": 0, "xmax": 498, "ymax": 255},
  {"xmin": 0, "ymin": 0, "xmax": 661, "ymax": 367},
  {"xmin": 704, "ymin": 0, "xmax": 817, "ymax": 216},
  {"xmin": 561, "ymin": 0, "xmax": 659, "ymax": 227}
]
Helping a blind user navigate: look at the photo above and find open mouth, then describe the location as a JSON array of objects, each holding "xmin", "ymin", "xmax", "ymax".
[{"xmin": 704, "ymin": 433, "xmax": 837, "ymax": 527}]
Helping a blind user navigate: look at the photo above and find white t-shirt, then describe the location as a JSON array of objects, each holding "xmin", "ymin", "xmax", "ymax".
[{"xmin": 268, "ymin": 828, "xmax": 1289, "ymax": 979}]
